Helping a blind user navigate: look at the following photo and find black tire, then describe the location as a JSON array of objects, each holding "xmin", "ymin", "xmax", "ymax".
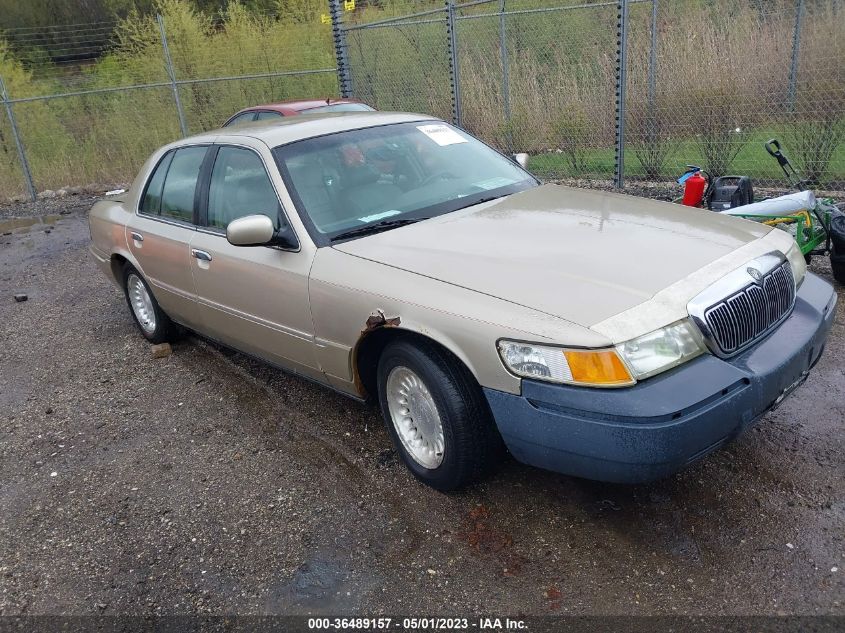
[
  {"xmin": 121, "ymin": 264, "xmax": 179, "ymax": 344},
  {"xmin": 376, "ymin": 338, "xmax": 504, "ymax": 491},
  {"xmin": 831, "ymin": 247, "xmax": 845, "ymax": 285}
]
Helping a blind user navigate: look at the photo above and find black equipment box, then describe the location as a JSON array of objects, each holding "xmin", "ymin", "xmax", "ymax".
[{"xmin": 708, "ymin": 175, "xmax": 754, "ymax": 211}]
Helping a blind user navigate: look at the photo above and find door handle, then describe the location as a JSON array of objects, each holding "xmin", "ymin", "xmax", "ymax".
[
  {"xmin": 130, "ymin": 232, "xmax": 144, "ymax": 242},
  {"xmin": 191, "ymin": 249, "xmax": 212, "ymax": 262}
]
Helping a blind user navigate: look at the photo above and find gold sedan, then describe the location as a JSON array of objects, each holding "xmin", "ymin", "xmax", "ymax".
[{"xmin": 89, "ymin": 112, "xmax": 836, "ymax": 490}]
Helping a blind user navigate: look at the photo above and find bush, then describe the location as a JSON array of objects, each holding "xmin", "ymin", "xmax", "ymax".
[
  {"xmin": 692, "ymin": 89, "xmax": 749, "ymax": 178},
  {"xmin": 628, "ymin": 101, "xmax": 676, "ymax": 181},
  {"xmin": 549, "ymin": 105, "xmax": 591, "ymax": 174},
  {"xmin": 784, "ymin": 88, "xmax": 845, "ymax": 186},
  {"xmin": 784, "ymin": 118, "xmax": 844, "ymax": 186}
]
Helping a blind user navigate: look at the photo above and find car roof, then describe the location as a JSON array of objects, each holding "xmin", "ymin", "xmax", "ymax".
[
  {"xmin": 243, "ymin": 98, "xmax": 366, "ymax": 113},
  {"xmin": 183, "ymin": 111, "xmax": 438, "ymax": 148},
  {"xmin": 230, "ymin": 98, "xmax": 368, "ymax": 119}
]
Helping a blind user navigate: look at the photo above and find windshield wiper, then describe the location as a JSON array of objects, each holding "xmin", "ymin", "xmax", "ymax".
[
  {"xmin": 330, "ymin": 217, "xmax": 427, "ymax": 242},
  {"xmin": 452, "ymin": 192, "xmax": 510, "ymax": 212}
]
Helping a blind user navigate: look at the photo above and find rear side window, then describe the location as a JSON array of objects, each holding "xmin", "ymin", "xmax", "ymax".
[
  {"xmin": 255, "ymin": 111, "xmax": 283, "ymax": 121},
  {"xmin": 140, "ymin": 151, "xmax": 173, "ymax": 214},
  {"xmin": 207, "ymin": 146, "xmax": 281, "ymax": 230},
  {"xmin": 160, "ymin": 146, "xmax": 207, "ymax": 223},
  {"xmin": 224, "ymin": 112, "xmax": 256, "ymax": 127}
]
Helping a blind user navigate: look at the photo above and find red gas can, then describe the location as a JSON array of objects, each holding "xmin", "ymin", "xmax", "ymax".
[{"xmin": 682, "ymin": 171, "xmax": 707, "ymax": 207}]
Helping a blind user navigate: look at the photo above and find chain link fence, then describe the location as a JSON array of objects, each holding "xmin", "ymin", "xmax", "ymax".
[
  {"xmin": 0, "ymin": 6, "xmax": 337, "ymax": 200},
  {"xmin": 623, "ymin": 0, "xmax": 845, "ymax": 192},
  {"xmin": 1, "ymin": 0, "xmax": 843, "ymax": 200},
  {"xmin": 344, "ymin": 4, "xmax": 453, "ymax": 122},
  {"xmin": 450, "ymin": 0, "xmax": 621, "ymax": 183},
  {"xmin": 333, "ymin": 0, "xmax": 845, "ymax": 195}
]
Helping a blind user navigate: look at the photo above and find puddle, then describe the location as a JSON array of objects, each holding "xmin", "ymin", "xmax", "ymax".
[
  {"xmin": 0, "ymin": 214, "xmax": 61, "ymax": 234},
  {"xmin": 264, "ymin": 559, "xmax": 362, "ymax": 613}
]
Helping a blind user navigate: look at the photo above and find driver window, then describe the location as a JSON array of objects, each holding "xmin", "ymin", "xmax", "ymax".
[{"xmin": 207, "ymin": 147, "xmax": 282, "ymax": 231}]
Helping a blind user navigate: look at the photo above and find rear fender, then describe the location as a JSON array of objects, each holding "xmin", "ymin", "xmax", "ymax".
[{"xmin": 88, "ymin": 197, "xmax": 144, "ymax": 284}]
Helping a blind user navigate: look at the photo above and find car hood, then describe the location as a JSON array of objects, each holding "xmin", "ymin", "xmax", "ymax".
[{"xmin": 332, "ymin": 184, "xmax": 772, "ymax": 327}]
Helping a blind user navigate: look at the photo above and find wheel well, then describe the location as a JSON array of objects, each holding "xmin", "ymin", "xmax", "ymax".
[
  {"xmin": 354, "ymin": 328, "xmax": 473, "ymax": 401},
  {"xmin": 110, "ymin": 254, "xmax": 128, "ymax": 285}
]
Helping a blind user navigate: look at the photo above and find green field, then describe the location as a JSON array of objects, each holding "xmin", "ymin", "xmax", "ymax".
[{"xmin": 528, "ymin": 130, "xmax": 845, "ymax": 186}]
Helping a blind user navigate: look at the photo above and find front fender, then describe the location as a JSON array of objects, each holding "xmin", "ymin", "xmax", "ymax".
[{"xmin": 309, "ymin": 248, "xmax": 612, "ymax": 396}]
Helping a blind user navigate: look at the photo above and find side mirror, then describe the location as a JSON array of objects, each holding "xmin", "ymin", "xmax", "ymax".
[
  {"xmin": 226, "ymin": 214, "xmax": 297, "ymax": 249},
  {"xmin": 227, "ymin": 214, "xmax": 274, "ymax": 246},
  {"xmin": 512, "ymin": 153, "xmax": 529, "ymax": 169}
]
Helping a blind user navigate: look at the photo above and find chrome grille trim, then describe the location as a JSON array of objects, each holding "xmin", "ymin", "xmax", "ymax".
[{"xmin": 687, "ymin": 252, "xmax": 796, "ymax": 358}]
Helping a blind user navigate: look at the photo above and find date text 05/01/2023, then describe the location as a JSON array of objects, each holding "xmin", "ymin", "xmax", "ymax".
[{"xmin": 306, "ymin": 617, "xmax": 528, "ymax": 630}]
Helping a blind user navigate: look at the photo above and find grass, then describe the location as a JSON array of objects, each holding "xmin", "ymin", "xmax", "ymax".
[{"xmin": 528, "ymin": 129, "xmax": 845, "ymax": 186}]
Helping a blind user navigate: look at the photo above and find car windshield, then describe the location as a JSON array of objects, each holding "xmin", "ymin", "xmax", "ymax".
[
  {"xmin": 273, "ymin": 121, "xmax": 537, "ymax": 243},
  {"xmin": 302, "ymin": 103, "xmax": 374, "ymax": 113}
]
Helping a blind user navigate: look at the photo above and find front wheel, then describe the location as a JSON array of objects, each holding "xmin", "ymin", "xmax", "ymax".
[
  {"xmin": 122, "ymin": 264, "xmax": 179, "ymax": 344},
  {"xmin": 376, "ymin": 339, "xmax": 503, "ymax": 491}
]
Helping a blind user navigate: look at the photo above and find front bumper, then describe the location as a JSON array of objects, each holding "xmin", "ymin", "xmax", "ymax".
[{"xmin": 484, "ymin": 273, "xmax": 838, "ymax": 483}]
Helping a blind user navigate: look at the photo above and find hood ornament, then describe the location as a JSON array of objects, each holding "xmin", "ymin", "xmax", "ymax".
[{"xmin": 747, "ymin": 266, "xmax": 763, "ymax": 284}]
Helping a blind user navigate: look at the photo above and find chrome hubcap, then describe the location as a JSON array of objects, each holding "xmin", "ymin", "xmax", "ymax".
[
  {"xmin": 386, "ymin": 366, "xmax": 444, "ymax": 469},
  {"xmin": 127, "ymin": 274, "xmax": 156, "ymax": 335}
]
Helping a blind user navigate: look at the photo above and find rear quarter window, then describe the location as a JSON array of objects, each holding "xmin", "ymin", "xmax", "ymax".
[
  {"xmin": 224, "ymin": 112, "xmax": 257, "ymax": 127},
  {"xmin": 255, "ymin": 111, "xmax": 283, "ymax": 121},
  {"xmin": 139, "ymin": 151, "xmax": 174, "ymax": 215}
]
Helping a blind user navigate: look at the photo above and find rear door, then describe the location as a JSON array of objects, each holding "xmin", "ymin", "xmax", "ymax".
[
  {"xmin": 129, "ymin": 145, "xmax": 208, "ymax": 329},
  {"xmin": 188, "ymin": 143, "xmax": 321, "ymax": 380}
]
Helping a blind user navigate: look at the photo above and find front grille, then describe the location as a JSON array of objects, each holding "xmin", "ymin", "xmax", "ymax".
[{"xmin": 703, "ymin": 261, "xmax": 795, "ymax": 355}]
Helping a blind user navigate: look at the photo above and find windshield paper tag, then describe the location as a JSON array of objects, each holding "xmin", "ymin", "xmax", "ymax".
[
  {"xmin": 358, "ymin": 210, "xmax": 401, "ymax": 223},
  {"xmin": 417, "ymin": 124, "xmax": 468, "ymax": 146},
  {"xmin": 475, "ymin": 177, "xmax": 514, "ymax": 190}
]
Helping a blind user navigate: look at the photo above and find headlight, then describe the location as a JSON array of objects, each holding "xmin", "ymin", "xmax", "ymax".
[
  {"xmin": 616, "ymin": 319, "xmax": 706, "ymax": 380},
  {"xmin": 498, "ymin": 319, "xmax": 706, "ymax": 388},
  {"xmin": 784, "ymin": 241, "xmax": 806, "ymax": 289},
  {"xmin": 497, "ymin": 340, "xmax": 634, "ymax": 387}
]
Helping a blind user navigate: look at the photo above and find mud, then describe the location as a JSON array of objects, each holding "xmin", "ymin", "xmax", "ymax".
[{"xmin": 0, "ymin": 205, "xmax": 842, "ymax": 616}]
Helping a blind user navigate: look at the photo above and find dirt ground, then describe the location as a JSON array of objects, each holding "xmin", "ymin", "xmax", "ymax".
[{"xmin": 0, "ymin": 198, "xmax": 843, "ymax": 617}]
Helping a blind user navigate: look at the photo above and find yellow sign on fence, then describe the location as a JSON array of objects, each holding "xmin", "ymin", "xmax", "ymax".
[{"xmin": 320, "ymin": 1, "xmax": 353, "ymax": 24}]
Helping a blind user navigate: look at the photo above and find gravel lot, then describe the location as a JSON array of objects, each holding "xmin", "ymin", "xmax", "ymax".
[{"xmin": 0, "ymin": 198, "xmax": 843, "ymax": 617}]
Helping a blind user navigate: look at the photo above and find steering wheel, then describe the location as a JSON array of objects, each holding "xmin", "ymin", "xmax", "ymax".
[{"xmin": 418, "ymin": 170, "xmax": 459, "ymax": 188}]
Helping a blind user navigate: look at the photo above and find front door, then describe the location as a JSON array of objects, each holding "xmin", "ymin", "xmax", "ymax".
[{"xmin": 189, "ymin": 144, "xmax": 320, "ymax": 380}]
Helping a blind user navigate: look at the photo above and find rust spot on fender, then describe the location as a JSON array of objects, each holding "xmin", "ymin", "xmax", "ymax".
[
  {"xmin": 352, "ymin": 310, "xmax": 402, "ymax": 399},
  {"xmin": 363, "ymin": 309, "xmax": 401, "ymax": 332}
]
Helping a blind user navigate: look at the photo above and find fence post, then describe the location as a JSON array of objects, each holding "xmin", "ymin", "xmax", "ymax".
[
  {"xmin": 647, "ymin": 0, "xmax": 657, "ymax": 114},
  {"xmin": 0, "ymin": 76, "xmax": 37, "ymax": 202},
  {"xmin": 787, "ymin": 0, "xmax": 804, "ymax": 112},
  {"xmin": 329, "ymin": 0, "xmax": 353, "ymax": 97},
  {"xmin": 498, "ymin": 0, "xmax": 512, "ymax": 152},
  {"xmin": 614, "ymin": 0, "xmax": 629, "ymax": 189},
  {"xmin": 157, "ymin": 14, "xmax": 189, "ymax": 138},
  {"xmin": 446, "ymin": 0, "xmax": 463, "ymax": 127}
]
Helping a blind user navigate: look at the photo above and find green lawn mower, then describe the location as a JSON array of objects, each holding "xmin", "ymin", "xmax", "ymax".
[{"xmin": 677, "ymin": 139, "xmax": 845, "ymax": 284}]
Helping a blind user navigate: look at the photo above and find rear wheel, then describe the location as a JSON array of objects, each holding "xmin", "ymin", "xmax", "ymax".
[
  {"xmin": 122, "ymin": 264, "xmax": 179, "ymax": 344},
  {"xmin": 376, "ymin": 338, "xmax": 503, "ymax": 491}
]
